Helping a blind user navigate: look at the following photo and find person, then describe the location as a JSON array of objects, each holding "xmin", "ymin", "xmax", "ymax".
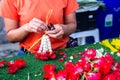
[{"xmin": 0, "ymin": 0, "xmax": 79, "ymax": 56}]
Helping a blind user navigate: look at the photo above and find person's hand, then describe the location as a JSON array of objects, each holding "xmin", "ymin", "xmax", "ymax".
[
  {"xmin": 25, "ymin": 18, "xmax": 47, "ymax": 33},
  {"xmin": 45, "ymin": 24, "xmax": 64, "ymax": 39}
]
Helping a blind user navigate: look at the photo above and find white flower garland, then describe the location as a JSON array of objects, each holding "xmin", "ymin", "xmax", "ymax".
[{"xmin": 38, "ymin": 35, "xmax": 52, "ymax": 54}]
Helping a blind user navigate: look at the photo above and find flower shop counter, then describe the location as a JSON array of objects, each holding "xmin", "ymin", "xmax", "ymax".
[{"xmin": 0, "ymin": 38, "xmax": 120, "ymax": 80}]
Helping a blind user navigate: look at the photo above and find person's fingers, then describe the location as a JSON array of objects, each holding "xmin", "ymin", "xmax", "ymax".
[
  {"xmin": 26, "ymin": 18, "xmax": 47, "ymax": 32},
  {"xmin": 27, "ymin": 23, "xmax": 38, "ymax": 32},
  {"xmin": 32, "ymin": 18, "xmax": 47, "ymax": 30},
  {"xmin": 47, "ymin": 32, "xmax": 63, "ymax": 39},
  {"xmin": 46, "ymin": 29, "xmax": 64, "ymax": 39},
  {"xmin": 32, "ymin": 18, "xmax": 43, "ymax": 23}
]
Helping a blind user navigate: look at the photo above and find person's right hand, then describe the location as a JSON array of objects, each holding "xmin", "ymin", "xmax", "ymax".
[{"xmin": 25, "ymin": 18, "xmax": 47, "ymax": 33}]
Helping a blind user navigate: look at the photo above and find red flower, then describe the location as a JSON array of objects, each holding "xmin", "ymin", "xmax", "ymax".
[
  {"xmin": 43, "ymin": 71, "xmax": 56, "ymax": 79},
  {"xmin": 43, "ymin": 64, "xmax": 56, "ymax": 72},
  {"xmin": 42, "ymin": 48, "xmax": 120, "ymax": 80},
  {"xmin": 35, "ymin": 52, "xmax": 48, "ymax": 60},
  {"xmin": 103, "ymin": 73, "xmax": 116, "ymax": 80},
  {"xmin": 35, "ymin": 51, "xmax": 57, "ymax": 60},
  {"xmin": 64, "ymin": 62, "xmax": 75, "ymax": 74},
  {"xmin": 118, "ymin": 50, "xmax": 120, "ymax": 53},
  {"xmin": 8, "ymin": 66, "xmax": 18, "ymax": 74},
  {"xmin": 67, "ymin": 73, "xmax": 80, "ymax": 80},
  {"xmin": 58, "ymin": 58, "xmax": 64, "ymax": 62},
  {"xmin": 84, "ymin": 62, "xmax": 91, "ymax": 72},
  {"xmin": 58, "ymin": 52, "xmax": 67, "ymax": 62},
  {"xmin": 7, "ymin": 61, "xmax": 16, "ymax": 67},
  {"xmin": 7, "ymin": 59, "xmax": 26, "ymax": 74},
  {"xmin": 47, "ymin": 52, "xmax": 56, "ymax": 59},
  {"xmin": 63, "ymin": 53, "xmax": 67, "ymax": 59},
  {"xmin": 59, "ymin": 52, "xmax": 66, "ymax": 56},
  {"xmin": 77, "ymin": 58, "xmax": 87, "ymax": 68},
  {"xmin": 15, "ymin": 59, "xmax": 26, "ymax": 69},
  {"xmin": 0, "ymin": 60, "xmax": 6, "ymax": 68}
]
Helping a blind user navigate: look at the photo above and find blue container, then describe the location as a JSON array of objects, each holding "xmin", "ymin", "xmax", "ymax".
[{"xmin": 97, "ymin": 0, "xmax": 120, "ymax": 40}]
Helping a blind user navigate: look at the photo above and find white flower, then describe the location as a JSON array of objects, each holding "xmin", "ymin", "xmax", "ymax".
[
  {"xmin": 70, "ymin": 56, "xmax": 73, "ymax": 60},
  {"xmin": 117, "ymin": 52, "xmax": 120, "ymax": 57}
]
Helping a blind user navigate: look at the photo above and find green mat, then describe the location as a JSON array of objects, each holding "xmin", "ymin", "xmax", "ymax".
[{"xmin": 0, "ymin": 43, "xmax": 119, "ymax": 80}]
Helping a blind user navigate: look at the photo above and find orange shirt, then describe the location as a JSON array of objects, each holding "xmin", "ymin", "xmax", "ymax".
[
  {"xmin": 1, "ymin": 0, "xmax": 79, "ymax": 53},
  {"xmin": 0, "ymin": 2, "xmax": 1, "ymax": 16}
]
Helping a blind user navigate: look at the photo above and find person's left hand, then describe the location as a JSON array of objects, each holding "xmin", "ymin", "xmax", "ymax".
[{"xmin": 45, "ymin": 24, "xmax": 64, "ymax": 39}]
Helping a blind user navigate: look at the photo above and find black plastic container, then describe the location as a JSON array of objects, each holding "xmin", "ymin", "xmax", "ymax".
[{"xmin": 76, "ymin": 10, "xmax": 97, "ymax": 31}]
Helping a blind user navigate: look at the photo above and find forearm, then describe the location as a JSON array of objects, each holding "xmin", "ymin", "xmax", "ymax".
[
  {"xmin": 63, "ymin": 12, "xmax": 77, "ymax": 35},
  {"xmin": 6, "ymin": 24, "xmax": 29, "ymax": 42},
  {"xmin": 5, "ymin": 17, "xmax": 47, "ymax": 43},
  {"xmin": 62, "ymin": 22, "xmax": 77, "ymax": 35}
]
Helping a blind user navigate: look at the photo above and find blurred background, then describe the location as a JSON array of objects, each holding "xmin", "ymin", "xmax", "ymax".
[{"xmin": 0, "ymin": 16, "xmax": 19, "ymax": 59}]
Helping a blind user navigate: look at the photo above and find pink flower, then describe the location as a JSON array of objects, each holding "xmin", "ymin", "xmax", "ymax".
[
  {"xmin": 84, "ymin": 48, "xmax": 96, "ymax": 60},
  {"xmin": 85, "ymin": 72, "xmax": 101, "ymax": 80},
  {"xmin": 104, "ymin": 53, "xmax": 114, "ymax": 64},
  {"xmin": 74, "ymin": 62, "xmax": 84, "ymax": 73},
  {"xmin": 56, "ymin": 70, "xmax": 67, "ymax": 80},
  {"xmin": 112, "ymin": 62, "xmax": 120, "ymax": 71}
]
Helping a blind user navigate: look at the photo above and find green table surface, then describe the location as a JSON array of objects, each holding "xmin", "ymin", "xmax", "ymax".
[{"xmin": 0, "ymin": 43, "xmax": 120, "ymax": 80}]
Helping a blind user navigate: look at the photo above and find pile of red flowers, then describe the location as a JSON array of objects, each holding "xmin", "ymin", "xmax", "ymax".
[
  {"xmin": 35, "ymin": 51, "xmax": 57, "ymax": 60},
  {"xmin": 43, "ymin": 48, "xmax": 120, "ymax": 80},
  {"xmin": 0, "ymin": 59, "xmax": 26, "ymax": 74}
]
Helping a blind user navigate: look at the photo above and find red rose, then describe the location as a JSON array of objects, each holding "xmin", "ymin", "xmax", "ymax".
[
  {"xmin": 43, "ymin": 64, "xmax": 56, "ymax": 72},
  {"xmin": 7, "ymin": 61, "xmax": 16, "ymax": 67},
  {"xmin": 8, "ymin": 66, "xmax": 18, "ymax": 74},
  {"xmin": 15, "ymin": 59, "xmax": 26, "ymax": 69}
]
